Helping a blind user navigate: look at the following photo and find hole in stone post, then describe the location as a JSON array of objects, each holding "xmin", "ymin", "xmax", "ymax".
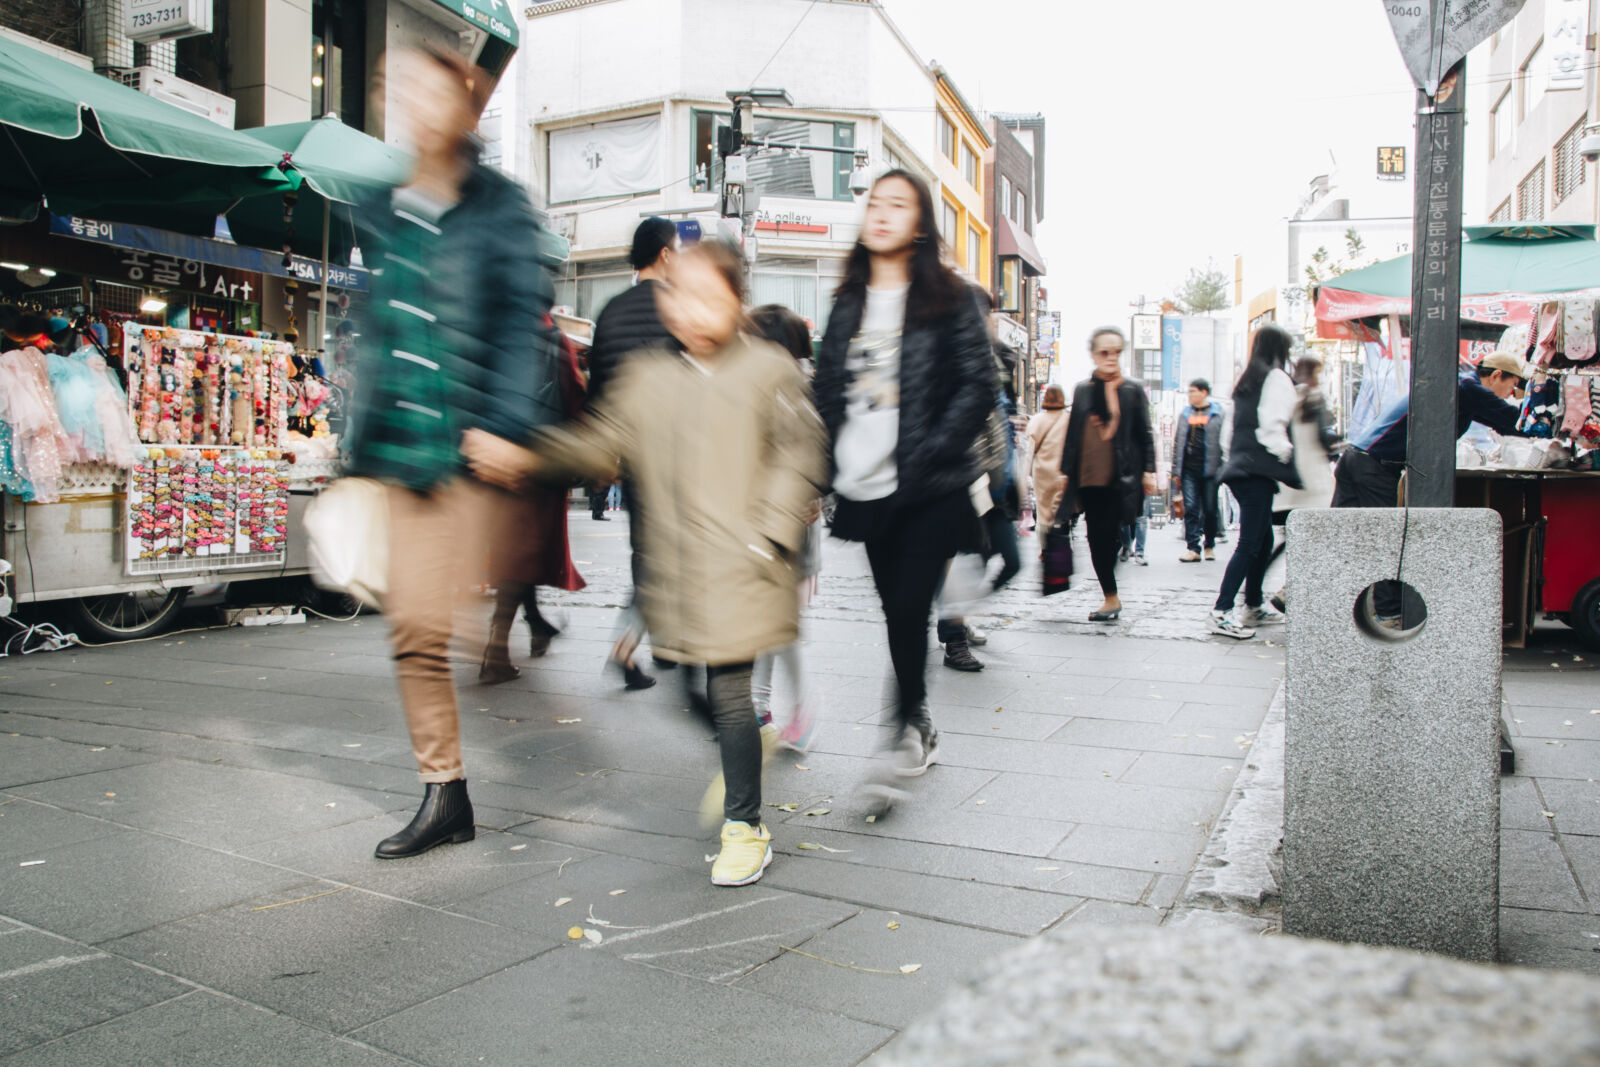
[{"xmin": 1353, "ymin": 581, "xmax": 1428, "ymax": 642}]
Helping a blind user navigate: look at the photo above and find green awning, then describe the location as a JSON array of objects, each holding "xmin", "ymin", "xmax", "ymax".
[
  {"xmin": 0, "ymin": 35, "xmax": 295, "ymax": 233},
  {"xmin": 429, "ymin": 0, "xmax": 518, "ymax": 47},
  {"xmin": 230, "ymin": 118, "xmax": 411, "ymax": 262},
  {"xmin": 1319, "ymin": 226, "xmax": 1600, "ymax": 299}
]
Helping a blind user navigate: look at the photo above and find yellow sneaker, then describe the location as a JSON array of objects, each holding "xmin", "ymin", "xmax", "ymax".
[
  {"xmin": 711, "ymin": 821, "xmax": 772, "ymax": 886},
  {"xmin": 699, "ymin": 724, "xmax": 779, "ymax": 829}
]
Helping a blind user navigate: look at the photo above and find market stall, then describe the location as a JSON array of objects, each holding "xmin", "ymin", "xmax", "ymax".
[
  {"xmin": 1315, "ymin": 225, "xmax": 1600, "ymax": 649},
  {"xmin": 1, "ymin": 324, "xmax": 341, "ymax": 638}
]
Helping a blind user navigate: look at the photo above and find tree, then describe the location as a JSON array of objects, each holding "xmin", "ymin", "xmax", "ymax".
[
  {"xmin": 1304, "ymin": 227, "xmax": 1377, "ymax": 287},
  {"xmin": 1172, "ymin": 264, "xmax": 1230, "ymax": 314}
]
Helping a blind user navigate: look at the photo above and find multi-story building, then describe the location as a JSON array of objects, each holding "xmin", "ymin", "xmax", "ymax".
[
  {"xmin": 931, "ymin": 64, "xmax": 990, "ymax": 292},
  {"xmin": 985, "ymin": 112, "xmax": 1046, "ymax": 407},
  {"xmin": 1473, "ymin": 0, "xmax": 1595, "ymax": 224},
  {"xmin": 509, "ymin": 0, "xmax": 950, "ymax": 331}
]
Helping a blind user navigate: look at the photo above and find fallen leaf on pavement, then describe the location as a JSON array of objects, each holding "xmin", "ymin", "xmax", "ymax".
[
  {"xmin": 1543, "ymin": 811, "xmax": 1557, "ymax": 819},
  {"xmin": 19, "ymin": 860, "xmax": 44, "ymax": 867},
  {"xmin": 887, "ymin": 921, "xmax": 900, "ymax": 930},
  {"xmin": 1036, "ymin": 866, "xmax": 1060, "ymax": 871},
  {"xmin": 104, "ymin": 793, "xmax": 115, "ymax": 798},
  {"xmin": 899, "ymin": 963, "xmax": 922, "ymax": 974},
  {"xmin": 778, "ymin": 946, "xmax": 918, "ymax": 975},
  {"xmin": 555, "ymin": 718, "xmax": 582, "ymax": 724},
  {"xmin": 583, "ymin": 929, "xmax": 603, "ymax": 944},
  {"xmin": 795, "ymin": 765, "xmax": 811, "ymax": 771},
  {"xmin": 804, "ymin": 808, "xmax": 831, "ymax": 817},
  {"xmin": 509, "ymin": 844, "xmax": 528, "ymax": 851},
  {"xmin": 567, "ymin": 926, "xmax": 585, "ymax": 940},
  {"xmin": 609, "ymin": 889, "xmax": 627, "ymax": 896},
  {"xmin": 554, "ymin": 898, "xmax": 572, "ymax": 907}
]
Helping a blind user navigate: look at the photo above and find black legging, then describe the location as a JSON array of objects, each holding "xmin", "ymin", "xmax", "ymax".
[
  {"xmin": 1215, "ymin": 476, "xmax": 1278, "ymax": 612},
  {"xmin": 1077, "ymin": 486, "xmax": 1123, "ymax": 597},
  {"xmin": 864, "ymin": 515, "xmax": 953, "ymax": 740}
]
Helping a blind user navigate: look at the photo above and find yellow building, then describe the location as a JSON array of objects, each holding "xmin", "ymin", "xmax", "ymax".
[{"xmin": 931, "ymin": 64, "xmax": 991, "ymax": 288}]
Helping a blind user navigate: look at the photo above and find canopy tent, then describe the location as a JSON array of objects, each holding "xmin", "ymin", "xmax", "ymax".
[
  {"xmin": 229, "ymin": 118, "xmax": 411, "ymax": 263},
  {"xmin": 0, "ymin": 36, "xmax": 294, "ymax": 234},
  {"xmin": 1315, "ymin": 224, "xmax": 1600, "ymax": 337}
]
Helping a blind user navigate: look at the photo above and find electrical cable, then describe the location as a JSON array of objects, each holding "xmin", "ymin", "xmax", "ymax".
[{"xmin": 745, "ymin": 0, "xmax": 822, "ymax": 91}]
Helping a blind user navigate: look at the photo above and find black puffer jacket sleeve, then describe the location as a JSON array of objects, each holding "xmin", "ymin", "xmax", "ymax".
[
  {"xmin": 475, "ymin": 174, "xmax": 563, "ymax": 442},
  {"xmin": 929, "ymin": 289, "xmax": 997, "ymax": 468}
]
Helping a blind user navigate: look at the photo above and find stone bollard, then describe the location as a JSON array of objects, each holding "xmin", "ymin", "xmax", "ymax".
[
  {"xmin": 1282, "ymin": 507, "xmax": 1502, "ymax": 961},
  {"xmin": 875, "ymin": 926, "xmax": 1600, "ymax": 1066}
]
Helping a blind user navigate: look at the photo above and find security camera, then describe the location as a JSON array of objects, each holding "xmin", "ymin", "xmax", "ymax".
[
  {"xmin": 849, "ymin": 152, "xmax": 871, "ymax": 197},
  {"xmin": 1580, "ymin": 131, "xmax": 1600, "ymax": 162}
]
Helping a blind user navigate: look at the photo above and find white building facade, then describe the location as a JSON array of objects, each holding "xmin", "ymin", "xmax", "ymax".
[{"xmin": 502, "ymin": 0, "xmax": 941, "ymax": 328}]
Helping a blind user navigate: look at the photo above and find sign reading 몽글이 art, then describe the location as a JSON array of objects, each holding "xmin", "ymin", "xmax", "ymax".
[{"xmin": 1384, "ymin": 1, "xmax": 1527, "ymax": 95}]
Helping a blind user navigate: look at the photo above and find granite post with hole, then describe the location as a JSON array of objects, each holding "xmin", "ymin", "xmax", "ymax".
[{"xmin": 1283, "ymin": 507, "xmax": 1502, "ymax": 960}]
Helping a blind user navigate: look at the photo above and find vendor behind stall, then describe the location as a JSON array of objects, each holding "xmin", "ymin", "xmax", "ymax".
[{"xmin": 1333, "ymin": 352, "xmax": 1532, "ymax": 508}]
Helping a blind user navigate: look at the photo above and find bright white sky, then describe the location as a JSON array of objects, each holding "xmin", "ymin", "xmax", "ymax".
[{"xmin": 879, "ymin": 0, "xmax": 1463, "ymax": 384}]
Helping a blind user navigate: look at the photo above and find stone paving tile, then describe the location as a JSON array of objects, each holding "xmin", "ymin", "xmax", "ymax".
[
  {"xmin": 912, "ymin": 701, "xmax": 1067, "ymax": 740},
  {"xmin": 455, "ymin": 852, "xmax": 861, "ymax": 982},
  {"xmin": 0, "ymin": 734, "xmax": 160, "ymax": 790},
  {"xmin": 1507, "ymin": 705, "xmax": 1600, "ymax": 742},
  {"xmin": 1105, "ymin": 677, "xmax": 1274, "ymax": 710},
  {"xmin": 1501, "ymin": 830, "xmax": 1589, "ymax": 914},
  {"xmin": 795, "ymin": 801, "xmax": 1073, "ymax": 858},
  {"xmin": 1055, "ymin": 694, "xmax": 1181, "ymax": 725},
  {"xmin": 240, "ymin": 815, "xmax": 605, "ymax": 908},
  {"xmin": 1165, "ymin": 700, "xmax": 1276, "ymax": 731},
  {"xmin": 1510, "ymin": 738, "xmax": 1600, "ymax": 781},
  {"xmin": 104, "ymin": 883, "xmax": 556, "ymax": 1034},
  {"xmin": 1499, "ymin": 907, "xmax": 1600, "ymax": 975},
  {"xmin": 1049, "ymin": 823, "xmax": 1212, "ymax": 875},
  {"xmin": 0, "ymin": 927, "xmax": 192, "ymax": 1057},
  {"xmin": 1045, "ymin": 718, "xmax": 1252, "ymax": 760},
  {"xmin": 1119, "ymin": 750, "xmax": 1242, "ymax": 792},
  {"xmin": 0, "ymin": 797, "xmax": 123, "ymax": 860},
  {"xmin": 734, "ymin": 908, "xmax": 1024, "ymax": 1030},
  {"xmin": 1051, "ymin": 898, "xmax": 1166, "ymax": 929},
  {"xmin": 762, "ymin": 853, "xmax": 1079, "ymax": 937},
  {"xmin": 1502, "ymin": 675, "xmax": 1600, "ymax": 710},
  {"xmin": 3, "ymin": 991, "xmax": 416, "ymax": 1066},
  {"xmin": 1052, "ymin": 657, "xmax": 1204, "ymax": 683},
  {"xmin": 0, "ymin": 831, "xmax": 308, "ymax": 944},
  {"xmin": 20, "ymin": 759, "xmax": 414, "ymax": 851},
  {"xmin": 1199, "ymin": 666, "xmax": 1290, "ymax": 689},
  {"xmin": 930, "ymin": 733, "xmax": 1138, "ymax": 781},
  {"xmin": 962, "ymin": 772, "xmax": 1221, "ymax": 834},
  {"xmin": 352, "ymin": 947, "xmax": 892, "ymax": 1067}
]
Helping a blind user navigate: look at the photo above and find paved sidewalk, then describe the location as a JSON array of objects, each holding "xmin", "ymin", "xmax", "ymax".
[{"xmin": 1, "ymin": 515, "xmax": 1288, "ymax": 1064}]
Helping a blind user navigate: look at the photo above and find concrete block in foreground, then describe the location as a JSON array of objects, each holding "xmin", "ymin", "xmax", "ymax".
[
  {"xmin": 874, "ymin": 926, "xmax": 1600, "ymax": 1067},
  {"xmin": 1282, "ymin": 507, "xmax": 1501, "ymax": 960}
]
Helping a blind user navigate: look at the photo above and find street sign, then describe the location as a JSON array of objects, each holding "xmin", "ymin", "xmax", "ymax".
[
  {"xmin": 125, "ymin": 0, "xmax": 213, "ymax": 42},
  {"xmin": 1377, "ymin": 146, "xmax": 1407, "ymax": 180},
  {"xmin": 1131, "ymin": 314, "xmax": 1161, "ymax": 351},
  {"xmin": 1383, "ymin": 0, "xmax": 1525, "ymax": 95},
  {"xmin": 1547, "ymin": 0, "xmax": 1588, "ymax": 90}
]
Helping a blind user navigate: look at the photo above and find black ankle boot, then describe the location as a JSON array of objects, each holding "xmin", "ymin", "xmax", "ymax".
[{"xmin": 375, "ymin": 780, "xmax": 475, "ymax": 859}]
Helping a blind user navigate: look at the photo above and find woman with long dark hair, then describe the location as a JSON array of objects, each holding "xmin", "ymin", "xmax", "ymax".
[
  {"xmin": 1210, "ymin": 323, "xmax": 1301, "ymax": 639},
  {"xmin": 1058, "ymin": 327, "xmax": 1157, "ymax": 621},
  {"xmin": 814, "ymin": 170, "xmax": 993, "ymax": 813}
]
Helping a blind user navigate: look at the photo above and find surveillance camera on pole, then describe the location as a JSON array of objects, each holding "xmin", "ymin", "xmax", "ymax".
[{"xmin": 1580, "ymin": 126, "xmax": 1600, "ymax": 162}]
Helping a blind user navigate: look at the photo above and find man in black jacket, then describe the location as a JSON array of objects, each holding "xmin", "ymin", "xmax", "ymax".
[{"xmin": 585, "ymin": 218, "xmax": 683, "ymax": 688}]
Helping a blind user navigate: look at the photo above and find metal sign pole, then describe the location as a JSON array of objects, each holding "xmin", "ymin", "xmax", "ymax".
[{"xmin": 1405, "ymin": 58, "xmax": 1465, "ymax": 509}]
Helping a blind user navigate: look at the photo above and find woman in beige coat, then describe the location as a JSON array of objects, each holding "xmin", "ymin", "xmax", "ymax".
[
  {"xmin": 1028, "ymin": 383, "xmax": 1069, "ymax": 534},
  {"xmin": 470, "ymin": 239, "xmax": 827, "ymax": 889}
]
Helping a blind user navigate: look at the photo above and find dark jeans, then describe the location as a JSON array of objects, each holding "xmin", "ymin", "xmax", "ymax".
[
  {"xmin": 1077, "ymin": 486, "xmax": 1123, "ymax": 597},
  {"xmin": 682, "ymin": 662, "xmax": 762, "ymax": 825},
  {"xmin": 1332, "ymin": 450, "xmax": 1405, "ymax": 616},
  {"xmin": 1181, "ymin": 468, "xmax": 1219, "ymax": 551},
  {"xmin": 589, "ymin": 485, "xmax": 607, "ymax": 519},
  {"xmin": 1214, "ymin": 476, "xmax": 1278, "ymax": 612},
  {"xmin": 864, "ymin": 504, "xmax": 954, "ymax": 738},
  {"xmin": 984, "ymin": 509, "xmax": 1021, "ymax": 593}
]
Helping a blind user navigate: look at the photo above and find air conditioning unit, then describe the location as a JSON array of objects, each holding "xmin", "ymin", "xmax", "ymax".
[{"xmin": 116, "ymin": 67, "xmax": 236, "ymax": 129}]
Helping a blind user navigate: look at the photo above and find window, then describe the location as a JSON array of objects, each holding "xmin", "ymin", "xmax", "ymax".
[
  {"xmin": 1491, "ymin": 198, "xmax": 1513, "ymax": 223},
  {"xmin": 691, "ymin": 110, "xmax": 857, "ymax": 201},
  {"xmin": 941, "ymin": 199, "xmax": 958, "ymax": 244},
  {"xmin": 1491, "ymin": 89, "xmax": 1512, "ymax": 158},
  {"xmin": 1142, "ymin": 352, "xmax": 1161, "ymax": 385},
  {"xmin": 938, "ymin": 112, "xmax": 956, "ymax": 162},
  {"xmin": 999, "ymin": 258, "xmax": 1021, "ymax": 312},
  {"xmin": 961, "ymin": 143, "xmax": 978, "ymax": 189},
  {"xmin": 1016, "ymin": 190, "xmax": 1027, "ymax": 227},
  {"xmin": 1517, "ymin": 160, "xmax": 1546, "ymax": 220},
  {"xmin": 967, "ymin": 225, "xmax": 981, "ymax": 277},
  {"xmin": 1520, "ymin": 40, "xmax": 1546, "ymax": 121},
  {"xmin": 1553, "ymin": 119, "xmax": 1589, "ymax": 205},
  {"xmin": 1000, "ymin": 175, "xmax": 1012, "ymax": 220}
]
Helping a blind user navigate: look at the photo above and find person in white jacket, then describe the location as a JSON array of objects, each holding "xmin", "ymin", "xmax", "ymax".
[{"xmin": 1210, "ymin": 324, "xmax": 1302, "ymax": 639}]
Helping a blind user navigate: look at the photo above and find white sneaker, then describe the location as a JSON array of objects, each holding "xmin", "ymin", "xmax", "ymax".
[
  {"xmin": 1239, "ymin": 605, "xmax": 1284, "ymax": 627},
  {"xmin": 1210, "ymin": 610, "xmax": 1256, "ymax": 640},
  {"xmin": 1132, "ymin": 553, "xmax": 1148, "ymax": 566}
]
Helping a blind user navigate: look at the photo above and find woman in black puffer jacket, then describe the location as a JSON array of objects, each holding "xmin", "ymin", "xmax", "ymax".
[{"xmin": 813, "ymin": 170, "xmax": 993, "ymax": 809}]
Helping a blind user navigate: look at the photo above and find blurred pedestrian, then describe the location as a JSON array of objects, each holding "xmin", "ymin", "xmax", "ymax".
[
  {"xmin": 813, "ymin": 170, "xmax": 993, "ymax": 814},
  {"xmin": 480, "ymin": 240, "xmax": 827, "ymax": 887},
  {"xmin": 1210, "ymin": 324, "xmax": 1301, "ymax": 639},
  {"xmin": 478, "ymin": 331, "xmax": 587, "ymax": 684},
  {"xmin": 1028, "ymin": 383, "xmax": 1068, "ymax": 539},
  {"xmin": 586, "ymin": 216, "xmax": 684, "ymax": 690},
  {"xmin": 346, "ymin": 46, "xmax": 561, "ymax": 859},
  {"xmin": 1264, "ymin": 355, "xmax": 1341, "ymax": 612},
  {"xmin": 748, "ymin": 303, "xmax": 823, "ymax": 753},
  {"xmin": 1171, "ymin": 378, "xmax": 1224, "ymax": 562},
  {"xmin": 1058, "ymin": 327, "xmax": 1157, "ymax": 622}
]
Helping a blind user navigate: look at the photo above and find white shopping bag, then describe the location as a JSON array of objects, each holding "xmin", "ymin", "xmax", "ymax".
[{"xmin": 304, "ymin": 477, "xmax": 389, "ymax": 609}]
